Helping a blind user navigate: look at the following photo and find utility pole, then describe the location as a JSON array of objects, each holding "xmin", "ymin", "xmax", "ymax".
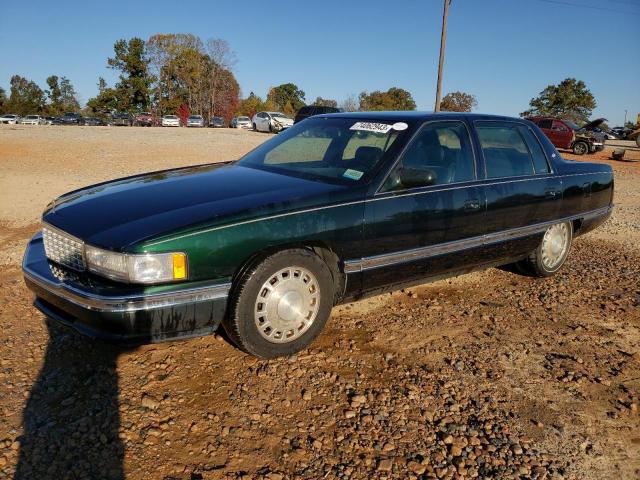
[
  {"xmin": 434, "ymin": 0, "xmax": 452, "ymax": 112},
  {"xmin": 624, "ymin": 109, "xmax": 627, "ymax": 126}
]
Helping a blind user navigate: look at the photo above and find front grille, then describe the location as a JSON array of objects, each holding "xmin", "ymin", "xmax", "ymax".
[{"xmin": 42, "ymin": 225, "xmax": 86, "ymax": 271}]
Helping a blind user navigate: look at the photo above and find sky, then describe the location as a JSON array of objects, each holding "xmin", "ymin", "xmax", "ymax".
[{"xmin": 1, "ymin": 0, "xmax": 639, "ymax": 126}]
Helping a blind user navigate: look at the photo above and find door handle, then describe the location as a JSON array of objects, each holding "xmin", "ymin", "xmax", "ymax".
[
  {"xmin": 545, "ymin": 190, "xmax": 560, "ymax": 198},
  {"xmin": 464, "ymin": 199, "xmax": 481, "ymax": 211}
]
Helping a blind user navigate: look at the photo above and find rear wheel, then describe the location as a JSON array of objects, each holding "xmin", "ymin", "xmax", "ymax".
[
  {"xmin": 518, "ymin": 221, "xmax": 572, "ymax": 277},
  {"xmin": 253, "ymin": 122, "xmax": 257, "ymax": 131},
  {"xmin": 223, "ymin": 249, "xmax": 334, "ymax": 359},
  {"xmin": 572, "ymin": 141, "xmax": 588, "ymax": 155}
]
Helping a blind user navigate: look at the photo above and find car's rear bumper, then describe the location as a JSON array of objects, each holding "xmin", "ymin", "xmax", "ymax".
[{"xmin": 22, "ymin": 233, "xmax": 230, "ymax": 344}]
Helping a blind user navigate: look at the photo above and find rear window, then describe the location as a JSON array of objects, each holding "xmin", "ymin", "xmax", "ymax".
[
  {"xmin": 475, "ymin": 122, "xmax": 536, "ymax": 178},
  {"xmin": 518, "ymin": 126, "xmax": 550, "ymax": 174},
  {"xmin": 537, "ymin": 119, "xmax": 553, "ymax": 129}
]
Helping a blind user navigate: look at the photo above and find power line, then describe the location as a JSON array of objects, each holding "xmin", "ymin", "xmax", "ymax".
[{"xmin": 531, "ymin": 0, "xmax": 640, "ymax": 15}]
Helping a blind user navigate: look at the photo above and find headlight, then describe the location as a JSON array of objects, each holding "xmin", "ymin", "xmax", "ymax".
[{"xmin": 85, "ymin": 245, "xmax": 187, "ymax": 283}]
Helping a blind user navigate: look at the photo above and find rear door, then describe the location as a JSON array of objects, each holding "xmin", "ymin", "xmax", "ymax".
[
  {"xmin": 473, "ymin": 121, "xmax": 562, "ymax": 256},
  {"xmin": 551, "ymin": 120, "xmax": 573, "ymax": 149}
]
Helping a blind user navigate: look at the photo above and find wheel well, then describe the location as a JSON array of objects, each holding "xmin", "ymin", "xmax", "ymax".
[{"xmin": 231, "ymin": 243, "xmax": 347, "ymax": 304}]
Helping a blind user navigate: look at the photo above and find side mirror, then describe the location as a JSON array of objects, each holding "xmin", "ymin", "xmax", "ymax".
[{"xmin": 398, "ymin": 168, "xmax": 437, "ymax": 188}]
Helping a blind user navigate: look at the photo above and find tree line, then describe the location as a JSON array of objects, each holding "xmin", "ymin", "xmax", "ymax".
[{"xmin": 1, "ymin": 37, "xmax": 612, "ymax": 128}]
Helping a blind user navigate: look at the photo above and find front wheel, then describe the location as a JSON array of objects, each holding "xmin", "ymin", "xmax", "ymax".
[
  {"xmin": 572, "ymin": 141, "xmax": 588, "ymax": 155},
  {"xmin": 223, "ymin": 249, "xmax": 334, "ymax": 359},
  {"xmin": 518, "ymin": 222, "xmax": 573, "ymax": 277}
]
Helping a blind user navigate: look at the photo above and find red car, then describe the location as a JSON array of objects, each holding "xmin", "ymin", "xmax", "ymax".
[
  {"xmin": 527, "ymin": 117, "xmax": 606, "ymax": 155},
  {"xmin": 134, "ymin": 112, "xmax": 158, "ymax": 127}
]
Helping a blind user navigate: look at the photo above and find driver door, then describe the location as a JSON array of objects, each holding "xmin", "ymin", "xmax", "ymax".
[{"xmin": 360, "ymin": 120, "xmax": 486, "ymax": 292}]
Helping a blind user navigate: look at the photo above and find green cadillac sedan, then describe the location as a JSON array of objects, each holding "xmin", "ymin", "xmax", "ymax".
[{"xmin": 23, "ymin": 112, "xmax": 613, "ymax": 358}]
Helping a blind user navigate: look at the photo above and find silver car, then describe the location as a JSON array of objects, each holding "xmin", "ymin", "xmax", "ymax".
[
  {"xmin": 230, "ymin": 116, "xmax": 252, "ymax": 129},
  {"xmin": 187, "ymin": 115, "xmax": 205, "ymax": 128},
  {"xmin": 0, "ymin": 114, "xmax": 21, "ymax": 125},
  {"xmin": 20, "ymin": 115, "xmax": 46, "ymax": 125}
]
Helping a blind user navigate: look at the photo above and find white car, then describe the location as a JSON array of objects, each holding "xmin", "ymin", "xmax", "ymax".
[
  {"xmin": 0, "ymin": 114, "xmax": 21, "ymax": 125},
  {"xmin": 251, "ymin": 111, "xmax": 294, "ymax": 133},
  {"xmin": 230, "ymin": 116, "xmax": 252, "ymax": 129},
  {"xmin": 186, "ymin": 115, "xmax": 205, "ymax": 127},
  {"xmin": 161, "ymin": 115, "xmax": 181, "ymax": 127},
  {"xmin": 19, "ymin": 115, "xmax": 46, "ymax": 125}
]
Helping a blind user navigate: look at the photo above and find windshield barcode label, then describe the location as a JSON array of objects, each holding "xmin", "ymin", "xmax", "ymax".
[{"xmin": 350, "ymin": 122, "xmax": 393, "ymax": 134}]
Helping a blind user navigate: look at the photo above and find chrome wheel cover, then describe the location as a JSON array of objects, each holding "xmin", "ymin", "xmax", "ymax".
[
  {"xmin": 254, "ymin": 266, "xmax": 320, "ymax": 343},
  {"xmin": 541, "ymin": 223, "xmax": 569, "ymax": 270}
]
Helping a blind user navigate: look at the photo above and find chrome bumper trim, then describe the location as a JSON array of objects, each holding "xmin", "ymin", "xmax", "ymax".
[
  {"xmin": 23, "ymin": 261, "xmax": 231, "ymax": 313},
  {"xmin": 344, "ymin": 206, "xmax": 612, "ymax": 273}
]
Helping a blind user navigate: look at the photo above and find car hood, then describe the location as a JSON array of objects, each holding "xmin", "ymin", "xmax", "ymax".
[
  {"xmin": 273, "ymin": 117, "xmax": 293, "ymax": 125},
  {"xmin": 43, "ymin": 163, "xmax": 355, "ymax": 250},
  {"xmin": 580, "ymin": 118, "xmax": 606, "ymax": 131}
]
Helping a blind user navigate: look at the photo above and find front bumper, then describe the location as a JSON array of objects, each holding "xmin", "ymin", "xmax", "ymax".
[{"xmin": 22, "ymin": 233, "xmax": 230, "ymax": 343}]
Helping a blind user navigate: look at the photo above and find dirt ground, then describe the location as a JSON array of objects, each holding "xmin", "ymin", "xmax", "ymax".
[{"xmin": 0, "ymin": 125, "xmax": 638, "ymax": 480}]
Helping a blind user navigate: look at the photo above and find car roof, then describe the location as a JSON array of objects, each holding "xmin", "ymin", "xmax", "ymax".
[{"xmin": 314, "ymin": 111, "xmax": 526, "ymax": 123}]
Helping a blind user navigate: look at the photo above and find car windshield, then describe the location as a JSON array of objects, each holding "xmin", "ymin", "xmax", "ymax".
[
  {"xmin": 238, "ymin": 116, "xmax": 250, "ymax": 121},
  {"xmin": 271, "ymin": 113, "xmax": 289, "ymax": 119},
  {"xmin": 165, "ymin": 115, "xmax": 177, "ymax": 119},
  {"xmin": 26, "ymin": 115, "xmax": 38, "ymax": 119},
  {"xmin": 238, "ymin": 117, "xmax": 411, "ymax": 185},
  {"xmin": 189, "ymin": 116, "xmax": 202, "ymax": 119}
]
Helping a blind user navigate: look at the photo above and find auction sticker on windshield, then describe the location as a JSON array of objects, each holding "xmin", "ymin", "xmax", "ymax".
[
  {"xmin": 350, "ymin": 122, "xmax": 393, "ymax": 134},
  {"xmin": 343, "ymin": 169, "xmax": 364, "ymax": 181}
]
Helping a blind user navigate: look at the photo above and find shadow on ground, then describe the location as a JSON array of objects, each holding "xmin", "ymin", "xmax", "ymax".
[{"xmin": 15, "ymin": 320, "xmax": 131, "ymax": 480}]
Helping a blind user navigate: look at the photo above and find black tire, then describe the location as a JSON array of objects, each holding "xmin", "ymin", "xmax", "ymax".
[
  {"xmin": 517, "ymin": 222, "xmax": 573, "ymax": 277},
  {"xmin": 572, "ymin": 141, "xmax": 588, "ymax": 155},
  {"xmin": 253, "ymin": 123, "xmax": 257, "ymax": 131},
  {"xmin": 223, "ymin": 249, "xmax": 334, "ymax": 359}
]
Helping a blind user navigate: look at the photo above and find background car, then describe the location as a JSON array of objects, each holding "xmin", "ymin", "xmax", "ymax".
[
  {"xmin": 111, "ymin": 112, "xmax": 133, "ymax": 126},
  {"xmin": 294, "ymin": 105, "xmax": 343, "ymax": 123},
  {"xmin": 161, "ymin": 115, "xmax": 181, "ymax": 127},
  {"xmin": 19, "ymin": 115, "xmax": 46, "ymax": 125},
  {"xmin": 0, "ymin": 114, "xmax": 21, "ymax": 125},
  {"xmin": 527, "ymin": 117, "xmax": 605, "ymax": 155},
  {"xmin": 43, "ymin": 116, "xmax": 56, "ymax": 125},
  {"xmin": 55, "ymin": 112, "xmax": 84, "ymax": 125},
  {"xmin": 187, "ymin": 115, "xmax": 205, "ymax": 127},
  {"xmin": 209, "ymin": 116, "xmax": 224, "ymax": 128},
  {"xmin": 83, "ymin": 117, "xmax": 108, "ymax": 126},
  {"xmin": 134, "ymin": 112, "xmax": 156, "ymax": 127},
  {"xmin": 252, "ymin": 111, "xmax": 294, "ymax": 132},
  {"xmin": 230, "ymin": 116, "xmax": 252, "ymax": 129}
]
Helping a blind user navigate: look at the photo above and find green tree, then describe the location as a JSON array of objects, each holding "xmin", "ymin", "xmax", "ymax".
[
  {"xmin": 0, "ymin": 86, "xmax": 6, "ymax": 111},
  {"xmin": 6, "ymin": 75, "xmax": 46, "ymax": 115},
  {"xmin": 439, "ymin": 91, "xmax": 477, "ymax": 112},
  {"xmin": 107, "ymin": 37, "xmax": 153, "ymax": 111},
  {"xmin": 359, "ymin": 87, "xmax": 416, "ymax": 111},
  {"xmin": 98, "ymin": 77, "xmax": 107, "ymax": 94},
  {"xmin": 520, "ymin": 78, "xmax": 596, "ymax": 123},
  {"xmin": 312, "ymin": 96, "xmax": 337, "ymax": 108},
  {"xmin": 267, "ymin": 83, "xmax": 305, "ymax": 116},
  {"xmin": 46, "ymin": 75, "xmax": 80, "ymax": 115}
]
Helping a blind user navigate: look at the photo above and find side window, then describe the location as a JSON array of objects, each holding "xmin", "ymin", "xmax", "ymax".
[
  {"xmin": 518, "ymin": 126, "xmax": 550, "ymax": 174},
  {"xmin": 552, "ymin": 120, "xmax": 568, "ymax": 132},
  {"xmin": 382, "ymin": 121, "xmax": 475, "ymax": 191},
  {"xmin": 476, "ymin": 123, "xmax": 535, "ymax": 178},
  {"xmin": 538, "ymin": 119, "xmax": 553, "ymax": 129}
]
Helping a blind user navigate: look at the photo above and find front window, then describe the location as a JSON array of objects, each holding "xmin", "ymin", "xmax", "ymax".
[
  {"xmin": 564, "ymin": 120, "xmax": 580, "ymax": 131},
  {"xmin": 238, "ymin": 117, "xmax": 411, "ymax": 185}
]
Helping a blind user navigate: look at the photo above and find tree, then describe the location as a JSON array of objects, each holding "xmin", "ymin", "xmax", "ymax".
[
  {"xmin": 359, "ymin": 87, "xmax": 416, "ymax": 111},
  {"xmin": 439, "ymin": 91, "xmax": 477, "ymax": 112},
  {"xmin": 237, "ymin": 92, "xmax": 267, "ymax": 117},
  {"xmin": 340, "ymin": 94, "xmax": 359, "ymax": 112},
  {"xmin": 312, "ymin": 97, "xmax": 337, "ymax": 108},
  {"xmin": 107, "ymin": 37, "xmax": 153, "ymax": 111},
  {"xmin": 98, "ymin": 77, "xmax": 107, "ymax": 94},
  {"xmin": 520, "ymin": 78, "xmax": 596, "ymax": 123},
  {"xmin": 267, "ymin": 83, "xmax": 305, "ymax": 116},
  {"xmin": 0, "ymin": 87, "xmax": 6, "ymax": 110},
  {"xmin": 46, "ymin": 75, "xmax": 80, "ymax": 115},
  {"xmin": 6, "ymin": 75, "xmax": 46, "ymax": 115}
]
